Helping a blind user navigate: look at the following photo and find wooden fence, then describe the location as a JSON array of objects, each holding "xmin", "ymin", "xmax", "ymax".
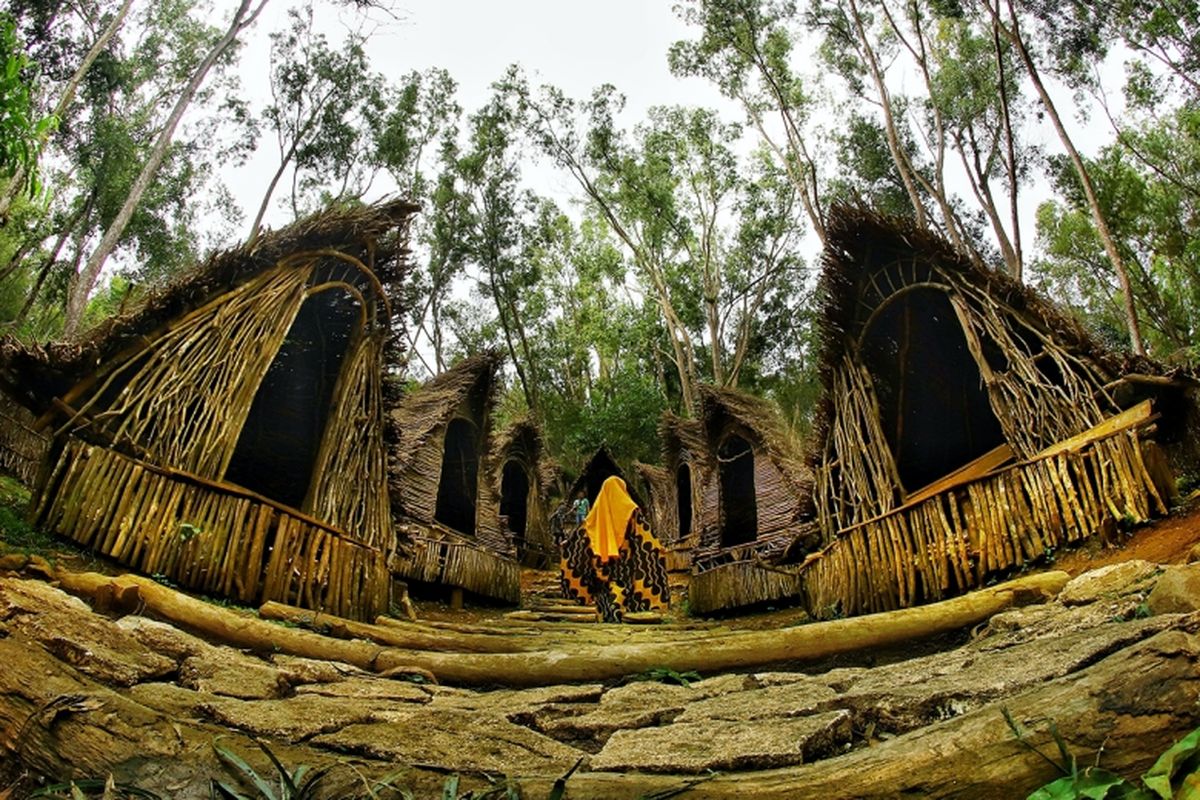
[
  {"xmin": 802, "ymin": 428, "xmax": 1168, "ymax": 618},
  {"xmin": 35, "ymin": 439, "xmax": 389, "ymax": 620},
  {"xmin": 392, "ymin": 522, "xmax": 521, "ymax": 604}
]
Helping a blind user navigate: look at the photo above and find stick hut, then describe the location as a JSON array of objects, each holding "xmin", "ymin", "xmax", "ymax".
[
  {"xmin": 388, "ymin": 354, "xmax": 521, "ymax": 603},
  {"xmin": 483, "ymin": 417, "xmax": 560, "ymax": 568},
  {"xmin": 683, "ymin": 385, "xmax": 814, "ymax": 614},
  {"xmin": 797, "ymin": 206, "xmax": 1193, "ymax": 618},
  {"xmin": 0, "ymin": 200, "xmax": 417, "ymax": 621},
  {"xmin": 0, "ymin": 391, "xmax": 48, "ymax": 485},
  {"xmin": 555, "ymin": 446, "xmax": 646, "ymax": 524}
]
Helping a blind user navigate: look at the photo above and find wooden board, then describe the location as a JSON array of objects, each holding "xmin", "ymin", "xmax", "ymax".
[
  {"xmin": 903, "ymin": 444, "xmax": 1015, "ymax": 507},
  {"xmin": 1033, "ymin": 399, "xmax": 1156, "ymax": 459}
]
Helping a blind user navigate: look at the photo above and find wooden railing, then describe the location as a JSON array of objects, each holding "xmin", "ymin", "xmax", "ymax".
[
  {"xmin": 35, "ymin": 438, "xmax": 389, "ymax": 620},
  {"xmin": 802, "ymin": 414, "xmax": 1168, "ymax": 618}
]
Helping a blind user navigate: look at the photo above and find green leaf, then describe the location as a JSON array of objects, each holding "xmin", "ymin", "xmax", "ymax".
[
  {"xmin": 1143, "ymin": 726, "xmax": 1200, "ymax": 798},
  {"xmin": 1028, "ymin": 768, "xmax": 1133, "ymax": 800},
  {"xmin": 548, "ymin": 757, "xmax": 584, "ymax": 800},
  {"xmin": 254, "ymin": 738, "xmax": 299, "ymax": 796},
  {"xmin": 442, "ymin": 775, "xmax": 459, "ymax": 800},
  {"xmin": 213, "ymin": 740, "xmax": 279, "ymax": 800},
  {"xmin": 210, "ymin": 780, "xmax": 252, "ymax": 800}
]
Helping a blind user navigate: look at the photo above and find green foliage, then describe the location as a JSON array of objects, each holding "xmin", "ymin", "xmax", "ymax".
[
  {"xmin": 0, "ymin": 475, "xmax": 54, "ymax": 553},
  {"xmin": 630, "ymin": 667, "xmax": 703, "ymax": 687},
  {"xmin": 211, "ymin": 738, "xmax": 333, "ymax": 800},
  {"xmin": 1034, "ymin": 103, "xmax": 1200, "ymax": 362},
  {"xmin": 0, "ymin": 11, "xmax": 54, "ymax": 194},
  {"xmin": 1007, "ymin": 709, "xmax": 1200, "ymax": 800}
]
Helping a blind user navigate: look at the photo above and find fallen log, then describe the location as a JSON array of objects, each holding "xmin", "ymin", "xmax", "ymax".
[
  {"xmin": 30, "ymin": 566, "xmax": 1068, "ymax": 687},
  {"xmin": 258, "ymin": 601, "xmax": 537, "ymax": 654},
  {"xmin": 529, "ymin": 624, "xmax": 1200, "ymax": 798},
  {"xmin": 504, "ymin": 610, "xmax": 600, "ymax": 624}
]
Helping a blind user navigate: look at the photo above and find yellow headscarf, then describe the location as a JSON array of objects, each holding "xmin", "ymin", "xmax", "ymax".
[{"xmin": 583, "ymin": 476, "xmax": 639, "ymax": 562}]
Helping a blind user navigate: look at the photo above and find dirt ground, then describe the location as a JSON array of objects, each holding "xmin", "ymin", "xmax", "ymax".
[{"xmin": 1053, "ymin": 493, "xmax": 1200, "ymax": 575}]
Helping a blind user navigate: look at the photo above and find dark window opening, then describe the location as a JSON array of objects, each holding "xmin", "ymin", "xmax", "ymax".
[
  {"xmin": 860, "ymin": 288, "xmax": 1006, "ymax": 492},
  {"xmin": 719, "ymin": 434, "xmax": 758, "ymax": 547},
  {"xmin": 435, "ymin": 418, "xmax": 480, "ymax": 536},
  {"xmin": 500, "ymin": 459, "xmax": 530, "ymax": 548},
  {"xmin": 676, "ymin": 463, "xmax": 693, "ymax": 542},
  {"xmin": 224, "ymin": 288, "xmax": 359, "ymax": 509}
]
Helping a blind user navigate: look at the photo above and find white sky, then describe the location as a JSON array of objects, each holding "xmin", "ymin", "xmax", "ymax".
[
  {"xmin": 207, "ymin": 0, "xmax": 1128, "ymax": 276},
  {"xmin": 222, "ymin": 0, "xmax": 734, "ymax": 233}
]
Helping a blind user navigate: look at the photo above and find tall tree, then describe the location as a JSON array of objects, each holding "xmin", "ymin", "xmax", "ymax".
[
  {"xmin": 670, "ymin": 0, "xmax": 830, "ymax": 244},
  {"xmin": 0, "ymin": 0, "xmax": 133, "ymax": 217},
  {"xmin": 64, "ymin": 0, "xmax": 267, "ymax": 337},
  {"xmin": 983, "ymin": 0, "xmax": 1146, "ymax": 353}
]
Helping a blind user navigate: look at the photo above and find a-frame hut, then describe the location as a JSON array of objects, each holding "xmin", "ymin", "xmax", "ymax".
[
  {"xmin": 680, "ymin": 385, "xmax": 814, "ymax": 614},
  {"xmin": 483, "ymin": 417, "xmax": 560, "ymax": 568},
  {"xmin": 388, "ymin": 354, "xmax": 521, "ymax": 603},
  {"xmin": 557, "ymin": 446, "xmax": 645, "ymax": 517},
  {"xmin": 632, "ymin": 461, "xmax": 684, "ymax": 570},
  {"xmin": 798, "ymin": 206, "xmax": 1192, "ymax": 618},
  {"xmin": 0, "ymin": 200, "xmax": 417, "ymax": 620}
]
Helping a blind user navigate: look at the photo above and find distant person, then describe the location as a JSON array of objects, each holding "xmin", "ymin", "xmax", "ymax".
[
  {"xmin": 560, "ymin": 476, "xmax": 669, "ymax": 622},
  {"xmin": 571, "ymin": 491, "xmax": 590, "ymax": 527}
]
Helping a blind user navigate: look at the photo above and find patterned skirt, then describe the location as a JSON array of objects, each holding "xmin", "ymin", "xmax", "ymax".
[{"xmin": 560, "ymin": 509, "xmax": 669, "ymax": 622}]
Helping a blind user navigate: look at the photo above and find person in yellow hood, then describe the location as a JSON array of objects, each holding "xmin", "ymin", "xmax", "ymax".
[{"xmin": 560, "ymin": 475, "xmax": 669, "ymax": 622}]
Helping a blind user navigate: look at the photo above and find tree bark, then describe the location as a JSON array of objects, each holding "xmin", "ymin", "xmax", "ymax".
[{"xmin": 64, "ymin": 0, "xmax": 268, "ymax": 338}]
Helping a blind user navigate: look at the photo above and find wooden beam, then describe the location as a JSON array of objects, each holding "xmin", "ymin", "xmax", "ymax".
[
  {"xmin": 903, "ymin": 444, "xmax": 1014, "ymax": 507},
  {"xmin": 1033, "ymin": 399, "xmax": 1155, "ymax": 459}
]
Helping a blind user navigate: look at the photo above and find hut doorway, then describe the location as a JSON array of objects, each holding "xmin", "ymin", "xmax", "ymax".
[
  {"xmin": 859, "ymin": 286, "xmax": 1005, "ymax": 493},
  {"xmin": 224, "ymin": 287, "xmax": 359, "ymax": 509},
  {"xmin": 500, "ymin": 459, "xmax": 530, "ymax": 549},
  {"xmin": 718, "ymin": 434, "xmax": 758, "ymax": 547},
  {"xmin": 435, "ymin": 417, "xmax": 480, "ymax": 536},
  {"xmin": 676, "ymin": 463, "xmax": 693, "ymax": 542}
]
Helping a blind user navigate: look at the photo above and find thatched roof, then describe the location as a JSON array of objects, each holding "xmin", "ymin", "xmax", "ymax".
[
  {"xmin": 697, "ymin": 384, "xmax": 813, "ymax": 499},
  {"xmin": 805, "ymin": 204, "xmax": 1174, "ymax": 466},
  {"xmin": 0, "ymin": 199, "xmax": 418, "ymax": 413},
  {"xmin": 486, "ymin": 416, "xmax": 560, "ymax": 501},
  {"xmin": 387, "ymin": 353, "xmax": 501, "ymax": 478},
  {"xmin": 658, "ymin": 411, "xmax": 706, "ymax": 466}
]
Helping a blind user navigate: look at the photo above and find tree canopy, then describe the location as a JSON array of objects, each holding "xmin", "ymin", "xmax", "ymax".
[{"xmin": 2, "ymin": 0, "xmax": 1198, "ymax": 474}]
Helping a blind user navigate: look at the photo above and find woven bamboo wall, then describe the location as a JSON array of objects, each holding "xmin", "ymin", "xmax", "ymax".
[
  {"xmin": 803, "ymin": 431, "xmax": 1166, "ymax": 618},
  {"xmin": 305, "ymin": 333, "xmax": 392, "ymax": 550},
  {"xmin": 392, "ymin": 523, "xmax": 521, "ymax": 604},
  {"xmin": 0, "ymin": 392, "xmax": 48, "ymax": 485},
  {"xmin": 693, "ymin": 421, "xmax": 802, "ymax": 562},
  {"xmin": 634, "ymin": 463, "xmax": 675, "ymax": 545},
  {"xmin": 100, "ymin": 266, "xmax": 312, "ymax": 478},
  {"xmin": 36, "ymin": 439, "xmax": 389, "ymax": 620}
]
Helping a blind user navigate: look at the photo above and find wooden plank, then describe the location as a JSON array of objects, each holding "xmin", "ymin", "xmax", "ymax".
[
  {"xmin": 903, "ymin": 443, "xmax": 1014, "ymax": 507},
  {"xmin": 1033, "ymin": 399, "xmax": 1155, "ymax": 459}
]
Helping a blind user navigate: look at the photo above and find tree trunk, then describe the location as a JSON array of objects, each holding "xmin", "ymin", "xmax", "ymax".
[
  {"xmin": 847, "ymin": 0, "xmax": 928, "ymax": 228},
  {"xmin": 64, "ymin": 0, "xmax": 268, "ymax": 338},
  {"xmin": 992, "ymin": 2, "xmax": 1024, "ymax": 280},
  {"xmin": 995, "ymin": 0, "xmax": 1145, "ymax": 354}
]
